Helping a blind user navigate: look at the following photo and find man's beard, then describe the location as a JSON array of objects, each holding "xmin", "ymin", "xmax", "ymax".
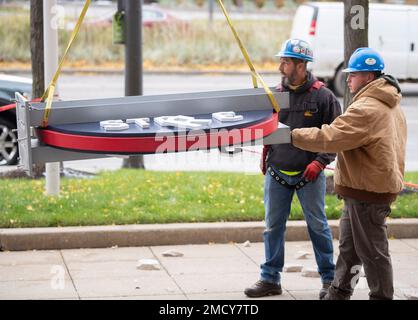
[{"xmin": 281, "ymin": 71, "xmax": 297, "ymax": 87}]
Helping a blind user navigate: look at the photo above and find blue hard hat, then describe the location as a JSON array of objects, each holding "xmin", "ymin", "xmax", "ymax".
[
  {"xmin": 343, "ymin": 47, "xmax": 385, "ymax": 73},
  {"xmin": 276, "ymin": 39, "xmax": 314, "ymax": 62}
]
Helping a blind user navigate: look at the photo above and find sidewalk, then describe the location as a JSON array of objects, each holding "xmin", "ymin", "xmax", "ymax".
[{"xmin": 1, "ymin": 239, "xmax": 417, "ymax": 300}]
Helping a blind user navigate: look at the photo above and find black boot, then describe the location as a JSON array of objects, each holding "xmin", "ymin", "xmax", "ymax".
[
  {"xmin": 244, "ymin": 280, "xmax": 282, "ymax": 298},
  {"xmin": 322, "ymin": 285, "xmax": 351, "ymax": 300},
  {"xmin": 319, "ymin": 282, "xmax": 331, "ymax": 300}
]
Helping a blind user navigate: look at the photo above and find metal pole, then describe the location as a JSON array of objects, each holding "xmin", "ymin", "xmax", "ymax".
[
  {"xmin": 43, "ymin": 0, "xmax": 60, "ymax": 196},
  {"xmin": 124, "ymin": 0, "xmax": 143, "ymax": 97},
  {"xmin": 117, "ymin": 0, "xmax": 124, "ymax": 12},
  {"xmin": 122, "ymin": 0, "xmax": 144, "ymax": 169},
  {"xmin": 209, "ymin": 0, "xmax": 214, "ymax": 24}
]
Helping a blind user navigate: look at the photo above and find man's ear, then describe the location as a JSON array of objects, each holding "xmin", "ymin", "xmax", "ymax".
[
  {"xmin": 296, "ymin": 61, "xmax": 306, "ymax": 74},
  {"xmin": 366, "ymin": 72, "xmax": 376, "ymax": 84}
]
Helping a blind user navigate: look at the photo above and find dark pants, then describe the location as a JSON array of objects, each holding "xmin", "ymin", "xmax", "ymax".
[{"xmin": 329, "ymin": 197, "xmax": 394, "ymax": 300}]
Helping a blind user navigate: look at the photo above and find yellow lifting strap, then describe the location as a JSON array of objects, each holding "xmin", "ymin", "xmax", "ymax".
[
  {"xmin": 41, "ymin": 0, "xmax": 91, "ymax": 128},
  {"xmin": 40, "ymin": 0, "xmax": 278, "ymax": 127},
  {"xmin": 216, "ymin": 0, "xmax": 280, "ymax": 113}
]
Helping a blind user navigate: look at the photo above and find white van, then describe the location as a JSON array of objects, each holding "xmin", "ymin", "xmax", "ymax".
[{"xmin": 291, "ymin": 2, "xmax": 418, "ymax": 96}]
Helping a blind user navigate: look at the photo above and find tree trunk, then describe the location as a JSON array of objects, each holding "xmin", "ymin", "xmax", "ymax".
[
  {"xmin": 30, "ymin": 0, "xmax": 44, "ymax": 99},
  {"xmin": 275, "ymin": 0, "xmax": 285, "ymax": 9},
  {"xmin": 343, "ymin": 0, "xmax": 369, "ymax": 111},
  {"xmin": 233, "ymin": 0, "xmax": 243, "ymax": 7},
  {"xmin": 195, "ymin": 0, "xmax": 205, "ymax": 7},
  {"xmin": 255, "ymin": 0, "xmax": 266, "ymax": 9},
  {"xmin": 30, "ymin": 0, "xmax": 46, "ymax": 178}
]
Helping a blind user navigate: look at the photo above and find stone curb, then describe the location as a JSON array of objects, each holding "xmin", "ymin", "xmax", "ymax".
[{"xmin": 1, "ymin": 219, "xmax": 417, "ymax": 251}]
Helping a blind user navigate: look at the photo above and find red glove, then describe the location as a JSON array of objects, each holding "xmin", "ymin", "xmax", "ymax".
[
  {"xmin": 303, "ymin": 160, "xmax": 325, "ymax": 181},
  {"xmin": 260, "ymin": 145, "xmax": 270, "ymax": 175}
]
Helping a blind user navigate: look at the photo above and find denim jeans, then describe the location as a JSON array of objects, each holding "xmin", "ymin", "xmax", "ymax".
[{"xmin": 260, "ymin": 168, "xmax": 335, "ymax": 284}]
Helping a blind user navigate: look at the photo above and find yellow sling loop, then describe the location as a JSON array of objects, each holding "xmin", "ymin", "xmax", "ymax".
[
  {"xmin": 216, "ymin": 0, "xmax": 280, "ymax": 113},
  {"xmin": 41, "ymin": 0, "xmax": 91, "ymax": 127}
]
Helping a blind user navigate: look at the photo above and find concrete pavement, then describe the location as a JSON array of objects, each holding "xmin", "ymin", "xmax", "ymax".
[{"xmin": 1, "ymin": 239, "xmax": 418, "ymax": 300}]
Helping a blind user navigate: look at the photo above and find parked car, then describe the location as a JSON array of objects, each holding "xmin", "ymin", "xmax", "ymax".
[
  {"xmin": 83, "ymin": 5, "xmax": 186, "ymax": 29},
  {"xmin": 0, "ymin": 74, "xmax": 32, "ymax": 166},
  {"xmin": 291, "ymin": 2, "xmax": 418, "ymax": 96},
  {"xmin": 142, "ymin": 6, "xmax": 184, "ymax": 28}
]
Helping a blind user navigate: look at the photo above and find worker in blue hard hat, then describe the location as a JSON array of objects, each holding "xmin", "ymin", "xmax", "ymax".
[
  {"xmin": 344, "ymin": 47, "xmax": 385, "ymax": 94},
  {"xmin": 245, "ymin": 38, "xmax": 342, "ymax": 300},
  {"xmin": 291, "ymin": 47, "xmax": 407, "ymax": 300},
  {"xmin": 276, "ymin": 38, "xmax": 314, "ymax": 62},
  {"xmin": 275, "ymin": 38, "xmax": 314, "ymax": 87}
]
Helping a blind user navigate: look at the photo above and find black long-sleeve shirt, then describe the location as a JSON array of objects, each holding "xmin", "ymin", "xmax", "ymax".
[{"xmin": 267, "ymin": 72, "xmax": 342, "ymax": 171}]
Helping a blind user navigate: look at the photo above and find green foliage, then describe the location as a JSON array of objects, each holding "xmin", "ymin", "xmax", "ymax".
[
  {"xmin": 0, "ymin": 14, "xmax": 290, "ymax": 67},
  {"xmin": 0, "ymin": 170, "xmax": 417, "ymax": 228},
  {"xmin": 0, "ymin": 15, "xmax": 31, "ymax": 62}
]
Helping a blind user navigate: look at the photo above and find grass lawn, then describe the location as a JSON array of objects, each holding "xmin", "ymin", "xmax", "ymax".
[{"xmin": 0, "ymin": 170, "xmax": 417, "ymax": 228}]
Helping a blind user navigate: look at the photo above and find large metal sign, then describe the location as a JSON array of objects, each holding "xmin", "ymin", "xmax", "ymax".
[{"xmin": 16, "ymin": 88, "xmax": 290, "ymax": 176}]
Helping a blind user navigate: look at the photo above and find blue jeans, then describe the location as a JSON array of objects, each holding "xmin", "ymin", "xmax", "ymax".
[{"xmin": 261, "ymin": 168, "xmax": 335, "ymax": 284}]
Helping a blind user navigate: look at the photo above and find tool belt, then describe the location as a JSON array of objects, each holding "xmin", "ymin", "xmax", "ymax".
[{"xmin": 267, "ymin": 166, "xmax": 310, "ymax": 191}]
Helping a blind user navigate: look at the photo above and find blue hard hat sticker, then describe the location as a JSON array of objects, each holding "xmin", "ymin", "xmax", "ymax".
[
  {"xmin": 365, "ymin": 58, "xmax": 377, "ymax": 66},
  {"xmin": 293, "ymin": 46, "xmax": 301, "ymax": 53}
]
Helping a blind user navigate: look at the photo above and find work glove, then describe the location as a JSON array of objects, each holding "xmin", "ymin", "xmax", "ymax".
[
  {"xmin": 260, "ymin": 145, "xmax": 270, "ymax": 175},
  {"xmin": 303, "ymin": 160, "xmax": 325, "ymax": 182}
]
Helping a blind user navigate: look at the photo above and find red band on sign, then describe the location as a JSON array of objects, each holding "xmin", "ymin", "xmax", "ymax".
[
  {"xmin": 38, "ymin": 113, "xmax": 278, "ymax": 154},
  {"xmin": 0, "ymin": 103, "xmax": 16, "ymax": 113}
]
